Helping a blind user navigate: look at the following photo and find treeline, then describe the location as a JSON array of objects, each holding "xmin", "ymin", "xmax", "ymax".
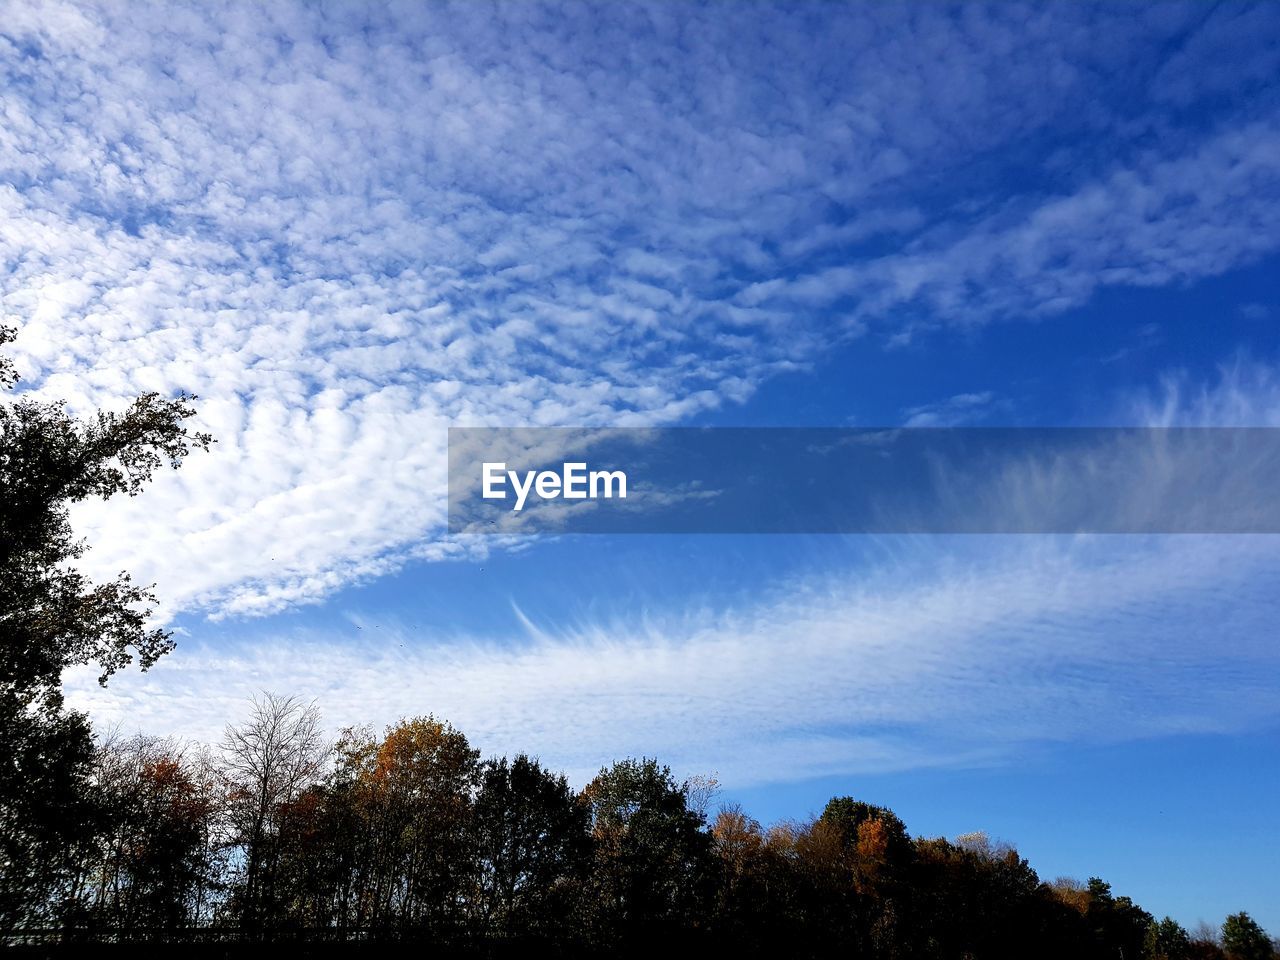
[{"xmin": 1, "ymin": 693, "xmax": 1275, "ymax": 960}]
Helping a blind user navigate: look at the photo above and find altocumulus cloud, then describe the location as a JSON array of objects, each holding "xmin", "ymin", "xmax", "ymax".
[{"xmin": 3, "ymin": 1, "xmax": 1280, "ymax": 619}]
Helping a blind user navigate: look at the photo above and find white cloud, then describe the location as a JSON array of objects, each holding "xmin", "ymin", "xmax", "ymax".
[
  {"xmin": 65, "ymin": 533, "xmax": 1280, "ymax": 787},
  {"xmin": 2, "ymin": 1, "xmax": 1278, "ymax": 619},
  {"xmin": 902, "ymin": 391, "xmax": 1002, "ymax": 428},
  {"xmin": 63, "ymin": 361, "xmax": 1280, "ymax": 786},
  {"xmin": 742, "ymin": 118, "xmax": 1280, "ymax": 335},
  {"xmin": 1120, "ymin": 355, "xmax": 1280, "ymax": 428}
]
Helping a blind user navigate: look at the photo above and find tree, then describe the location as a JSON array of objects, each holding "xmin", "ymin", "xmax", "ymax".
[
  {"xmin": 220, "ymin": 692, "xmax": 326, "ymax": 935},
  {"xmin": 816, "ymin": 797, "xmax": 916, "ymax": 955},
  {"xmin": 1146, "ymin": 915, "xmax": 1193, "ymax": 960},
  {"xmin": 0, "ymin": 326, "xmax": 211, "ymax": 698},
  {"xmin": 579, "ymin": 758, "xmax": 712, "ymax": 945},
  {"xmin": 75, "ymin": 735, "xmax": 223, "ymax": 934},
  {"xmin": 1188, "ymin": 919, "xmax": 1228, "ymax": 960},
  {"xmin": 0, "ymin": 703, "xmax": 98, "ymax": 929},
  {"xmin": 708, "ymin": 806, "xmax": 808, "ymax": 954},
  {"xmin": 0, "ymin": 325, "xmax": 210, "ymax": 928},
  {"xmin": 1222, "ymin": 912, "xmax": 1272, "ymax": 960},
  {"xmin": 1085, "ymin": 877, "xmax": 1154, "ymax": 960},
  {"xmin": 269, "ymin": 779, "xmax": 351, "ymax": 931},
  {"xmin": 912, "ymin": 836, "xmax": 1080, "ymax": 960},
  {"xmin": 327, "ymin": 717, "xmax": 480, "ymax": 938},
  {"xmin": 469, "ymin": 754, "xmax": 591, "ymax": 940},
  {"xmin": 817, "ymin": 797, "xmax": 914, "ymax": 878},
  {"xmin": 684, "ymin": 773, "xmax": 720, "ymax": 822}
]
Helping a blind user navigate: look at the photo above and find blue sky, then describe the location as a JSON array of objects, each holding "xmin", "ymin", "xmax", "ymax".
[{"xmin": 3, "ymin": 0, "xmax": 1279, "ymax": 932}]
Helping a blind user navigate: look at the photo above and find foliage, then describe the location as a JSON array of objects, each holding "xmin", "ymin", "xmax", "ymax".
[
  {"xmin": 579, "ymin": 757, "xmax": 713, "ymax": 945},
  {"xmin": 1084, "ymin": 877, "xmax": 1154, "ymax": 960},
  {"xmin": 1223, "ymin": 912, "xmax": 1274, "ymax": 960},
  {"xmin": 0, "ymin": 326, "xmax": 211, "ymax": 699},
  {"xmin": 470, "ymin": 754, "xmax": 591, "ymax": 939},
  {"xmin": 0, "ymin": 326, "xmax": 210, "ymax": 929},
  {"xmin": 0, "ymin": 689, "xmax": 1274, "ymax": 957},
  {"xmin": 71, "ymin": 735, "xmax": 224, "ymax": 934},
  {"xmin": 1147, "ymin": 915, "xmax": 1194, "ymax": 960}
]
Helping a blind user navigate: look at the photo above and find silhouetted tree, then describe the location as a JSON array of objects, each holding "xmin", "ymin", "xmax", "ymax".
[
  {"xmin": 914, "ymin": 836, "xmax": 1086, "ymax": 960},
  {"xmin": 1146, "ymin": 915, "xmax": 1193, "ymax": 960},
  {"xmin": 328, "ymin": 717, "xmax": 480, "ymax": 940},
  {"xmin": 1085, "ymin": 877, "xmax": 1154, "ymax": 960},
  {"xmin": 0, "ymin": 325, "xmax": 209, "ymax": 928},
  {"xmin": 817, "ymin": 796, "xmax": 916, "ymax": 955},
  {"xmin": 579, "ymin": 758, "xmax": 712, "ymax": 946},
  {"xmin": 708, "ymin": 807, "xmax": 810, "ymax": 955},
  {"xmin": 75, "ymin": 735, "xmax": 222, "ymax": 934},
  {"xmin": 220, "ymin": 693, "xmax": 326, "ymax": 935},
  {"xmin": 469, "ymin": 754, "xmax": 591, "ymax": 941},
  {"xmin": 0, "ymin": 703, "xmax": 97, "ymax": 930}
]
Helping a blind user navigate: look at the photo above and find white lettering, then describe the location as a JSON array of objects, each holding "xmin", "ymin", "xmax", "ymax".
[
  {"xmin": 510, "ymin": 469, "xmax": 537, "ymax": 512},
  {"xmin": 482, "ymin": 462, "xmax": 507, "ymax": 500},
  {"xmin": 562, "ymin": 462, "xmax": 588, "ymax": 499},
  {"xmin": 482, "ymin": 463, "xmax": 629, "ymax": 511},
  {"xmin": 535, "ymin": 471, "xmax": 561, "ymax": 499},
  {"xmin": 590, "ymin": 469, "xmax": 627, "ymax": 499}
]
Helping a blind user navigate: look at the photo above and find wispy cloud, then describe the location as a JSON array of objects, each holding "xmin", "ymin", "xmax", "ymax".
[
  {"xmin": 740, "ymin": 118, "xmax": 1280, "ymax": 336},
  {"xmin": 902, "ymin": 391, "xmax": 1003, "ymax": 427},
  {"xmin": 1121, "ymin": 355, "xmax": 1280, "ymax": 428},
  {"xmin": 65, "ymin": 533, "xmax": 1280, "ymax": 787}
]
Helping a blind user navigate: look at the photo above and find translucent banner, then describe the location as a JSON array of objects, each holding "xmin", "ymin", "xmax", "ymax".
[{"xmin": 448, "ymin": 427, "xmax": 1280, "ymax": 534}]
